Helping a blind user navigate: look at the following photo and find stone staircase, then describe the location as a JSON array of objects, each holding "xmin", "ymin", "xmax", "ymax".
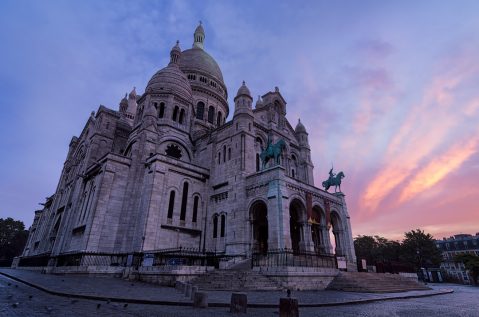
[
  {"xmin": 326, "ymin": 272, "xmax": 431, "ymax": 293},
  {"xmin": 190, "ymin": 269, "xmax": 284, "ymax": 291}
]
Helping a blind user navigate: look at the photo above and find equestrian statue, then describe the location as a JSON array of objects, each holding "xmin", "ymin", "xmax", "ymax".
[
  {"xmin": 259, "ymin": 138, "xmax": 286, "ymax": 168},
  {"xmin": 322, "ymin": 166, "xmax": 345, "ymax": 192}
]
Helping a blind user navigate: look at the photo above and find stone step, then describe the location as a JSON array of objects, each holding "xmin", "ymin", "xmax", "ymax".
[
  {"xmin": 327, "ymin": 272, "xmax": 430, "ymax": 293},
  {"xmin": 190, "ymin": 269, "xmax": 283, "ymax": 291}
]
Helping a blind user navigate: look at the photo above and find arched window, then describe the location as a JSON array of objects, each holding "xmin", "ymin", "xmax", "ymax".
[
  {"xmin": 179, "ymin": 108, "xmax": 185, "ymax": 124},
  {"xmin": 208, "ymin": 106, "xmax": 214, "ymax": 123},
  {"xmin": 196, "ymin": 102, "xmax": 205, "ymax": 120},
  {"xmin": 180, "ymin": 182, "xmax": 188, "ymax": 221},
  {"xmin": 159, "ymin": 102, "xmax": 165, "ymax": 118},
  {"xmin": 220, "ymin": 214, "xmax": 226, "ymax": 237},
  {"xmin": 256, "ymin": 153, "xmax": 260, "ymax": 172},
  {"xmin": 213, "ymin": 214, "xmax": 218, "ymax": 238},
  {"xmin": 291, "ymin": 155, "xmax": 298, "ymax": 178},
  {"xmin": 218, "ymin": 152, "xmax": 221, "ymax": 165},
  {"xmin": 228, "ymin": 148, "xmax": 231, "ymax": 160},
  {"xmin": 192, "ymin": 196, "xmax": 199, "ymax": 223},
  {"xmin": 172, "ymin": 106, "xmax": 179, "ymax": 121},
  {"xmin": 167, "ymin": 191, "xmax": 175, "ymax": 219},
  {"xmin": 217, "ymin": 112, "xmax": 222, "ymax": 126},
  {"xmin": 223, "ymin": 145, "xmax": 226, "ymax": 163}
]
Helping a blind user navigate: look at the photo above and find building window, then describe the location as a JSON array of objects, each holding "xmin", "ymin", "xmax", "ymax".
[
  {"xmin": 256, "ymin": 153, "xmax": 260, "ymax": 172},
  {"xmin": 228, "ymin": 148, "xmax": 231, "ymax": 160},
  {"xmin": 196, "ymin": 102, "xmax": 205, "ymax": 120},
  {"xmin": 159, "ymin": 102, "xmax": 165, "ymax": 118},
  {"xmin": 213, "ymin": 214, "xmax": 218, "ymax": 238},
  {"xmin": 218, "ymin": 152, "xmax": 221, "ymax": 164},
  {"xmin": 192, "ymin": 196, "xmax": 199, "ymax": 223},
  {"xmin": 208, "ymin": 106, "xmax": 214, "ymax": 123},
  {"xmin": 223, "ymin": 145, "xmax": 226, "ymax": 163},
  {"xmin": 220, "ymin": 214, "xmax": 226, "ymax": 237},
  {"xmin": 180, "ymin": 182, "xmax": 188, "ymax": 221},
  {"xmin": 167, "ymin": 191, "xmax": 175, "ymax": 219},
  {"xmin": 179, "ymin": 108, "xmax": 185, "ymax": 124},
  {"xmin": 172, "ymin": 106, "xmax": 179, "ymax": 121},
  {"xmin": 165, "ymin": 144, "xmax": 182, "ymax": 159},
  {"xmin": 217, "ymin": 112, "xmax": 222, "ymax": 126}
]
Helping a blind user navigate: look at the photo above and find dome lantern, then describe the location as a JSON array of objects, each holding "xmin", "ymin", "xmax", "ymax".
[
  {"xmin": 193, "ymin": 21, "xmax": 205, "ymax": 49},
  {"xmin": 169, "ymin": 41, "xmax": 181, "ymax": 65}
]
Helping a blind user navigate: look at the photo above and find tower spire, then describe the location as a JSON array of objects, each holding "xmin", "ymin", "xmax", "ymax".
[
  {"xmin": 169, "ymin": 40, "xmax": 181, "ymax": 65},
  {"xmin": 193, "ymin": 22, "xmax": 205, "ymax": 49}
]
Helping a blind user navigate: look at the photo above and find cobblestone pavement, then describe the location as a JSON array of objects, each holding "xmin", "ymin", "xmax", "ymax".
[
  {"xmin": 1, "ymin": 269, "xmax": 477, "ymax": 316},
  {"xmin": 0, "ymin": 269, "xmax": 451, "ymax": 306}
]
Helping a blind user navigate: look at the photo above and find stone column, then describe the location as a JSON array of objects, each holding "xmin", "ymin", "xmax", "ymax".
[
  {"xmin": 299, "ymin": 222, "xmax": 314, "ymax": 252},
  {"xmin": 321, "ymin": 224, "xmax": 333, "ymax": 254},
  {"xmin": 266, "ymin": 166, "xmax": 288, "ymax": 250},
  {"xmin": 333, "ymin": 192, "xmax": 357, "ymax": 269}
]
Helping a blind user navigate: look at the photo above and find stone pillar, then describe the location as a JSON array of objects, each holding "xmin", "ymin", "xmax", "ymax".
[
  {"xmin": 299, "ymin": 222, "xmax": 314, "ymax": 252},
  {"xmin": 193, "ymin": 292, "xmax": 208, "ymax": 308},
  {"xmin": 333, "ymin": 230, "xmax": 344, "ymax": 256},
  {"xmin": 266, "ymin": 167, "xmax": 288, "ymax": 250},
  {"xmin": 230, "ymin": 292, "xmax": 247, "ymax": 313},
  {"xmin": 279, "ymin": 297, "xmax": 298, "ymax": 317},
  {"xmin": 333, "ymin": 192, "xmax": 357, "ymax": 269},
  {"xmin": 320, "ymin": 225, "xmax": 333, "ymax": 254}
]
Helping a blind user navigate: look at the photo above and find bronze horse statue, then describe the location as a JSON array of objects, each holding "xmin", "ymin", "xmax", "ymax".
[
  {"xmin": 259, "ymin": 139, "xmax": 286, "ymax": 168},
  {"xmin": 322, "ymin": 171, "xmax": 345, "ymax": 192}
]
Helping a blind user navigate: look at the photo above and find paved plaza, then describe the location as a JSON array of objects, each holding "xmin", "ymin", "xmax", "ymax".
[{"xmin": 1, "ymin": 269, "xmax": 478, "ymax": 316}]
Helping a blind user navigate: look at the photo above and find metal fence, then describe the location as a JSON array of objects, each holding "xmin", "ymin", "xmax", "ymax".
[
  {"xmin": 252, "ymin": 248, "xmax": 337, "ymax": 268},
  {"xmin": 17, "ymin": 248, "xmax": 241, "ymax": 269}
]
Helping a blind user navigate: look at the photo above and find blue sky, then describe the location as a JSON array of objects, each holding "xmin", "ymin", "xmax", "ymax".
[{"xmin": 1, "ymin": 1, "xmax": 479, "ymax": 240}]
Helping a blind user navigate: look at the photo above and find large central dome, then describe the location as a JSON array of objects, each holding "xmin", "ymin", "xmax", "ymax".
[{"xmin": 179, "ymin": 47, "xmax": 224, "ymax": 83}]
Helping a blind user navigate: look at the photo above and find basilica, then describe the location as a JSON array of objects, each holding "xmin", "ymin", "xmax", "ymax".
[{"xmin": 19, "ymin": 24, "xmax": 357, "ymax": 281}]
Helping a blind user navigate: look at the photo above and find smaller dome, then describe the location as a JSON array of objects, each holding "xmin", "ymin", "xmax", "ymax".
[
  {"xmin": 255, "ymin": 95, "xmax": 263, "ymax": 108},
  {"xmin": 195, "ymin": 22, "xmax": 205, "ymax": 35},
  {"xmin": 295, "ymin": 119, "xmax": 307, "ymax": 133},
  {"xmin": 234, "ymin": 81, "xmax": 252, "ymax": 100},
  {"xmin": 146, "ymin": 66, "xmax": 193, "ymax": 99},
  {"xmin": 128, "ymin": 87, "xmax": 137, "ymax": 100},
  {"xmin": 120, "ymin": 93, "xmax": 128, "ymax": 106},
  {"xmin": 146, "ymin": 42, "xmax": 193, "ymax": 99}
]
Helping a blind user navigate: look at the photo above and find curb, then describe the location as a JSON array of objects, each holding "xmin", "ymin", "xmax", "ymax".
[{"xmin": 0, "ymin": 271, "xmax": 454, "ymax": 308}]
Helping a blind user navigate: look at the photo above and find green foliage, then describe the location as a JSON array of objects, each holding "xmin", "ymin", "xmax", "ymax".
[
  {"xmin": 354, "ymin": 229, "xmax": 442, "ymax": 270},
  {"xmin": 0, "ymin": 217, "xmax": 29, "ymax": 266},
  {"xmin": 454, "ymin": 253, "xmax": 479, "ymax": 285},
  {"xmin": 401, "ymin": 229, "xmax": 442, "ymax": 269},
  {"xmin": 354, "ymin": 235, "xmax": 401, "ymax": 265}
]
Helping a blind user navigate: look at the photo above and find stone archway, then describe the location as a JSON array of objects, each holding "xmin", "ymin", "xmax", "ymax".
[
  {"xmin": 311, "ymin": 206, "xmax": 322, "ymax": 253},
  {"xmin": 331, "ymin": 211, "xmax": 344, "ymax": 256},
  {"xmin": 250, "ymin": 201, "xmax": 268, "ymax": 254},
  {"xmin": 289, "ymin": 199, "xmax": 306, "ymax": 253}
]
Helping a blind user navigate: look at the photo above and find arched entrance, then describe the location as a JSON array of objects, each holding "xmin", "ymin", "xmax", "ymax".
[
  {"xmin": 331, "ymin": 211, "xmax": 343, "ymax": 256},
  {"xmin": 250, "ymin": 201, "xmax": 268, "ymax": 254},
  {"xmin": 311, "ymin": 206, "xmax": 322, "ymax": 253},
  {"xmin": 289, "ymin": 199, "xmax": 306, "ymax": 253}
]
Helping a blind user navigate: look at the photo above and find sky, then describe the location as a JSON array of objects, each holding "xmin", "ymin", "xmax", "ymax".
[{"xmin": 0, "ymin": 0, "xmax": 478, "ymax": 241}]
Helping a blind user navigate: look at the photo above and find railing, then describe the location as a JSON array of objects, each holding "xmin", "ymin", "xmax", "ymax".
[
  {"xmin": 252, "ymin": 248, "xmax": 337, "ymax": 268},
  {"xmin": 148, "ymin": 247, "xmax": 243, "ymax": 269}
]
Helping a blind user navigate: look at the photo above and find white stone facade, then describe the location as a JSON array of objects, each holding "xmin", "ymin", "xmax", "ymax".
[{"xmin": 21, "ymin": 24, "xmax": 357, "ymax": 271}]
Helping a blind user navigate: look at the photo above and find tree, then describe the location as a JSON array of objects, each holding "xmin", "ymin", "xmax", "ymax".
[
  {"xmin": 455, "ymin": 253, "xmax": 479, "ymax": 285},
  {"xmin": 0, "ymin": 217, "xmax": 29, "ymax": 266},
  {"xmin": 354, "ymin": 235, "xmax": 402, "ymax": 265},
  {"xmin": 354, "ymin": 235, "xmax": 378, "ymax": 265},
  {"xmin": 401, "ymin": 229, "xmax": 442, "ymax": 269}
]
